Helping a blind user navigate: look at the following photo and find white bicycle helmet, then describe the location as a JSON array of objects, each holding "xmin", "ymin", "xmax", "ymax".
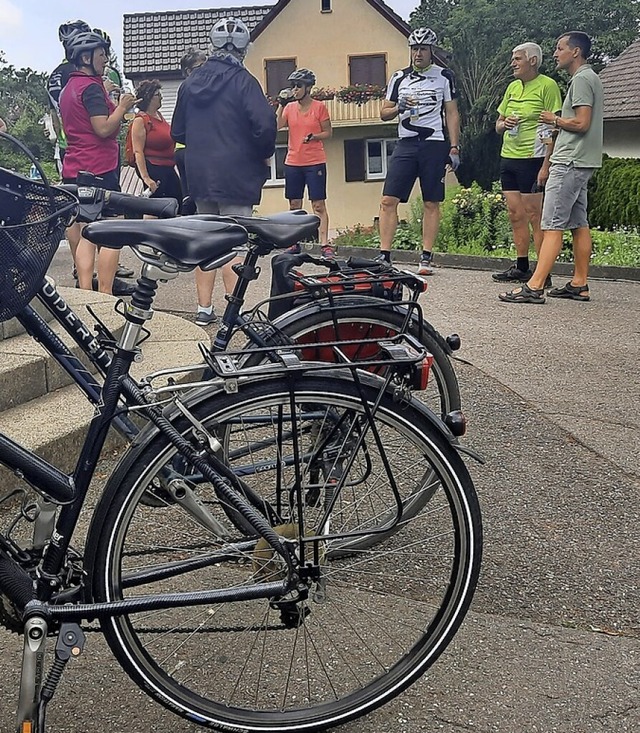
[
  {"xmin": 210, "ymin": 18, "xmax": 251, "ymax": 54},
  {"xmin": 408, "ymin": 27, "xmax": 438, "ymax": 47},
  {"xmin": 58, "ymin": 20, "xmax": 91, "ymax": 44}
]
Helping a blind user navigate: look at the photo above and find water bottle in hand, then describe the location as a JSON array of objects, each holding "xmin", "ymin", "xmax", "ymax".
[{"xmin": 507, "ymin": 114, "xmax": 520, "ymax": 137}]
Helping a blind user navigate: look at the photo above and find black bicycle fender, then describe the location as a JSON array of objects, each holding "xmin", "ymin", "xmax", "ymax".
[{"xmin": 270, "ymin": 295, "xmax": 455, "ymax": 355}]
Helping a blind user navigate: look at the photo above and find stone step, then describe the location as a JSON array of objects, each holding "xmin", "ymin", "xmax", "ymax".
[
  {"xmin": 0, "ymin": 289, "xmax": 125, "ymax": 412},
  {"xmin": 0, "ymin": 288, "xmax": 58, "ymax": 342},
  {"xmin": 0, "ymin": 294, "xmax": 207, "ymax": 496}
]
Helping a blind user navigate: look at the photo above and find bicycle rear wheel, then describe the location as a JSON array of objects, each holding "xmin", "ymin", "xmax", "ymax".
[
  {"xmin": 250, "ymin": 302, "xmax": 461, "ymax": 418},
  {"xmin": 91, "ymin": 375, "xmax": 481, "ymax": 732}
]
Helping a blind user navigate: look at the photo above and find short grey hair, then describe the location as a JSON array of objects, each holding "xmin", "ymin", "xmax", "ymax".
[{"xmin": 512, "ymin": 42, "xmax": 543, "ymax": 67}]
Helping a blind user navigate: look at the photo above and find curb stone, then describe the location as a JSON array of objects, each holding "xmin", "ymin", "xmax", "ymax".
[{"xmin": 318, "ymin": 245, "xmax": 640, "ymax": 283}]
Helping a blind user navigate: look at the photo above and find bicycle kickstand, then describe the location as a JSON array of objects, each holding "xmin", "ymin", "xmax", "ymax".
[
  {"xmin": 38, "ymin": 623, "xmax": 86, "ymax": 733},
  {"xmin": 17, "ymin": 620, "xmax": 86, "ymax": 733}
]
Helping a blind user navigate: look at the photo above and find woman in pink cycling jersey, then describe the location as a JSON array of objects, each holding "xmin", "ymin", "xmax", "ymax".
[{"xmin": 59, "ymin": 30, "xmax": 136, "ymax": 294}]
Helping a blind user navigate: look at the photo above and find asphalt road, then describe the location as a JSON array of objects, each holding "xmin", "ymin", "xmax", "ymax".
[{"xmin": 0, "ymin": 249, "xmax": 637, "ymax": 732}]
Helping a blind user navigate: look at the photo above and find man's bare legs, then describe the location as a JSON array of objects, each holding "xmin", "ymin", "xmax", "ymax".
[
  {"xmin": 526, "ymin": 230, "xmax": 563, "ymax": 290},
  {"xmin": 421, "ymin": 200, "xmax": 440, "ymax": 252},
  {"xmin": 504, "ymin": 191, "xmax": 543, "ymax": 259},
  {"xmin": 571, "ymin": 227, "xmax": 592, "ymax": 289},
  {"xmin": 526, "ymin": 227, "xmax": 590, "ymax": 297},
  {"xmin": 195, "ymin": 268, "xmax": 216, "ymax": 310},
  {"xmin": 378, "ymin": 195, "xmax": 400, "ymax": 251},
  {"xmin": 521, "ymin": 192, "xmax": 544, "ymax": 255},
  {"xmin": 195, "ymin": 260, "xmax": 240, "ymax": 309}
]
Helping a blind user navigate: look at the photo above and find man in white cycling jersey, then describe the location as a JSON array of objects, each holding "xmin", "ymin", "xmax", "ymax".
[{"xmin": 376, "ymin": 27, "xmax": 460, "ymax": 275}]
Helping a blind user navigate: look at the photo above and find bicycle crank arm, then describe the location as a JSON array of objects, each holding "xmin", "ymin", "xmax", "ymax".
[{"xmin": 16, "ymin": 616, "xmax": 48, "ymax": 731}]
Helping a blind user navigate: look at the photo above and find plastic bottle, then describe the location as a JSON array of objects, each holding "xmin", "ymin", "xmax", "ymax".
[
  {"xmin": 409, "ymin": 105, "xmax": 420, "ymax": 123},
  {"xmin": 507, "ymin": 113, "xmax": 520, "ymax": 137},
  {"xmin": 278, "ymin": 88, "xmax": 295, "ymax": 105},
  {"xmin": 29, "ymin": 163, "xmax": 42, "ymax": 180},
  {"xmin": 123, "ymin": 80, "xmax": 137, "ymax": 121}
]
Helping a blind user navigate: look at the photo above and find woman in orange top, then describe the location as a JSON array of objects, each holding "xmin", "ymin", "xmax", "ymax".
[
  {"xmin": 276, "ymin": 68, "xmax": 333, "ymax": 256},
  {"xmin": 131, "ymin": 79, "xmax": 182, "ymax": 206}
]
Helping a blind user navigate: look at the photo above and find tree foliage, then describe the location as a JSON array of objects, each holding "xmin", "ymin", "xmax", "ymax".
[
  {"xmin": 0, "ymin": 51, "xmax": 54, "ymax": 172},
  {"xmin": 409, "ymin": 0, "xmax": 640, "ymax": 187}
]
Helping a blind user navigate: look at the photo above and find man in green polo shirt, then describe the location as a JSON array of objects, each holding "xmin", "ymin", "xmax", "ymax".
[
  {"xmin": 493, "ymin": 42, "xmax": 562, "ymax": 283},
  {"xmin": 500, "ymin": 31, "xmax": 604, "ymax": 304}
]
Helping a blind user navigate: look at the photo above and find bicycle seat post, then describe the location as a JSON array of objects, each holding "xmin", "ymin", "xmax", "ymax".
[
  {"xmin": 118, "ymin": 261, "xmax": 179, "ymax": 353},
  {"xmin": 212, "ymin": 242, "xmax": 263, "ymax": 352}
]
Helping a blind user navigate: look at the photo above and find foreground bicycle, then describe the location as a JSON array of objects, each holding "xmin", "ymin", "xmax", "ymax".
[{"xmin": 0, "ymin": 146, "xmax": 482, "ymax": 732}]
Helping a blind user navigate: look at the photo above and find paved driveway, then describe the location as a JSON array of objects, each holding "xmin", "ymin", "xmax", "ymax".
[{"xmin": 0, "ymin": 253, "xmax": 637, "ymax": 732}]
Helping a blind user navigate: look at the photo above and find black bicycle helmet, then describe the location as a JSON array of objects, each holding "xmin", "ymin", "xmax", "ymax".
[
  {"xmin": 58, "ymin": 20, "xmax": 91, "ymax": 44},
  {"xmin": 64, "ymin": 31, "xmax": 110, "ymax": 64},
  {"xmin": 288, "ymin": 68, "xmax": 316, "ymax": 87}
]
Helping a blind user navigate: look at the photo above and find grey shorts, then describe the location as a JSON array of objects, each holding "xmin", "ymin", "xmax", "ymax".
[
  {"xmin": 196, "ymin": 201, "xmax": 253, "ymax": 217},
  {"xmin": 541, "ymin": 163, "xmax": 594, "ymax": 231}
]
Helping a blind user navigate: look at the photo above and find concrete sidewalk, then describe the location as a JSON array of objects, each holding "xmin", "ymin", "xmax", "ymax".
[{"xmin": 1, "ymin": 250, "xmax": 635, "ymax": 733}]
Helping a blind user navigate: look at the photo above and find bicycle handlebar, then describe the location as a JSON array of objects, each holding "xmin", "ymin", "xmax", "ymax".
[{"xmin": 55, "ymin": 184, "xmax": 178, "ymax": 220}]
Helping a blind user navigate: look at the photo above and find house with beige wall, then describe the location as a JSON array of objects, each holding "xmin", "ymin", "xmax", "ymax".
[{"xmin": 123, "ymin": 0, "xmax": 451, "ymax": 229}]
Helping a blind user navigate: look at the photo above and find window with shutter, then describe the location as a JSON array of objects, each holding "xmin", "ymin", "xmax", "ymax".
[
  {"xmin": 344, "ymin": 139, "xmax": 366, "ymax": 182},
  {"xmin": 265, "ymin": 58, "xmax": 296, "ymax": 98},
  {"xmin": 348, "ymin": 55, "xmax": 387, "ymax": 87},
  {"xmin": 266, "ymin": 145, "xmax": 288, "ymax": 185}
]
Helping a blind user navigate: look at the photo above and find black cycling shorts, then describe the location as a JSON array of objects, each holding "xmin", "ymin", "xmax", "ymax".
[
  {"xmin": 500, "ymin": 157, "xmax": 544, "ymax": 194},
  {"xmin": 284, "ymin": 163, "xmax": 327, "ymax": 201},
  {"xmin": 382, "ymin": 138, "xmax": 450, "ymax": 203},
  {"xmin": 63, "ymin": 168, "xmax": 121, "ymax": 192}
]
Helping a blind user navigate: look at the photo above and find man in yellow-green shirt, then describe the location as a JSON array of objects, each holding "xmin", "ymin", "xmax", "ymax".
[{"xmin": 493, "ymin": 42, "xmax": 562, "ymax": 283}]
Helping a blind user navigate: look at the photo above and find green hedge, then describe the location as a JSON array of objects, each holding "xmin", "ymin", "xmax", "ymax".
[{"xmin": 588, "ymin": 156, "xmax": 640, "ymax": 230}]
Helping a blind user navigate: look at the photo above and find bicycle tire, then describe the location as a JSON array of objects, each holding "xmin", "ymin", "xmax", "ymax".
[
  {"xmin": 248, "ymin": 301, "xmax": 461, "ymax": 418},
  {"xmin": 90, "ymin": 375, "xmax": 481, "ymax": 732}
]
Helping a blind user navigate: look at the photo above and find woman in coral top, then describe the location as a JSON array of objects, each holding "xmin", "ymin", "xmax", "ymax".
[
  {"xmin": 131, "ymin": 79, "xmax": 182, "ymax": 206},
  {"xmin": 277, "ymin": 68, "xmax": 333, "ymax": 256}
]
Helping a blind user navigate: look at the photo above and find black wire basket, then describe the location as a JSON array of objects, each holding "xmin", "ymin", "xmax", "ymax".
[{"xmin": 0, "ymin": 132, "xmax": 78, "ymax": 322}]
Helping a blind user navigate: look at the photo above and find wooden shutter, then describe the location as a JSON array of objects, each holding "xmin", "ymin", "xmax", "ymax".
[
  {"xmin": 265, "ymin": 59, "xmax": 296, "ymax": 98},
  {"xmin": 349, "ymin": 55, "xmax": 387, "ymax": 86},
  {"xmin": 344, "ymin": 139, "xmax": 366, "ymax": 182}
]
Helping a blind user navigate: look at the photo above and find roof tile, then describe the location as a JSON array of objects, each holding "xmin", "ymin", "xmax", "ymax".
[
  {"xmin": 600, "ymin": 39, "xmax": 640, "ymax": 120},
  {"xmin": 123, "ymin": 4, "xmax": 275, "ymax": 76}
]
